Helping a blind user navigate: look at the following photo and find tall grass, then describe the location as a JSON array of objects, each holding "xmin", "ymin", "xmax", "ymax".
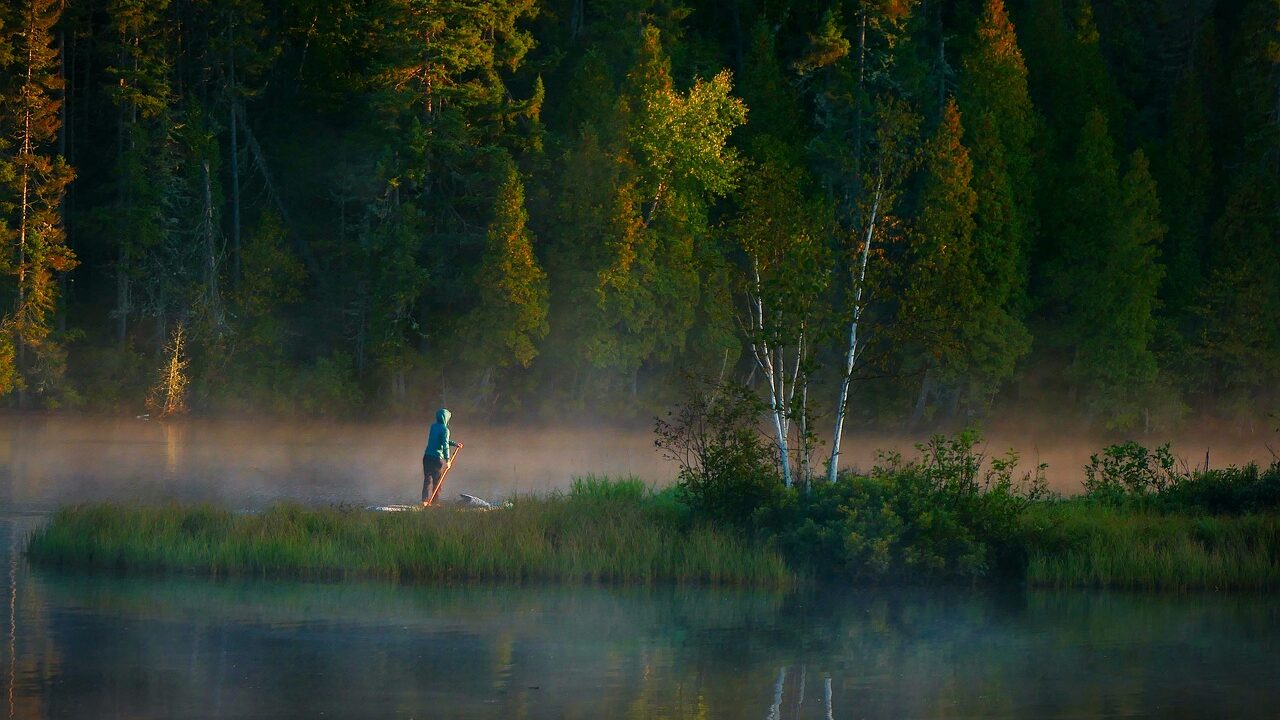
[
  {"xmin": 1024, "ymin": 502, "xmax": 1280, "ymax": 591},
  {"xmin": 26, "ymin": 476, "xmax": 791, "ymax": 587}
]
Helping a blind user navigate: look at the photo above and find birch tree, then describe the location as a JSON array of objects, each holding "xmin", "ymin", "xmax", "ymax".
[
  {"xmin": 734, "ymin": 145, "xmax": 829, "ymax": 486},
  {"xmin": 828, "ymin": 98, "xmax": 920, "ymax": 483}
]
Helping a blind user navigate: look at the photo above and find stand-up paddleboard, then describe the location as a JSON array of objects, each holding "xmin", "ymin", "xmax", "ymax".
[{"xmin": 365, "ymin": 494, "xmax": 498, "ymax": 512}]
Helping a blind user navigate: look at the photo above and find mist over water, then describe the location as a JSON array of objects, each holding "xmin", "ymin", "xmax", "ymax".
[
  {"xmin": 3, "ymin": 415, "xmax": 1280, "ymax": 718},
  {"xmin": 2, "ymin": 414, "xmax": 1276, "ymax": 510}
]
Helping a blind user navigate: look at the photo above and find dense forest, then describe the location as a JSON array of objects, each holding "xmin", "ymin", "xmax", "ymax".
[{"xmin": 0, "ymin": 0, "xmax": 1276, "ymax": 434}]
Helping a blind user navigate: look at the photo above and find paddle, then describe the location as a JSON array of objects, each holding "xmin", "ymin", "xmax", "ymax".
[{"xmin": 425, "ymin": 442, "xmax": 463, "ymax": 507}]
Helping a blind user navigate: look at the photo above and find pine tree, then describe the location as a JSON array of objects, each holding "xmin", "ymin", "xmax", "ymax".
[
  {"xmin": 900, "ymin": 99, "xmax": 981, "ymax": 417},
  {"xmin": 0, "ymin": 0, "xmax": 77, "ymax": 403},
  {"xmin": 105, "ymin": 0, "xmax": 174, "ymax": 344},
  {"xmin": 1155, "ymin": 63, "xmax": 1214, "ymax": 318},
  {"xmin": 472, "ymin": 160, "xmax": 549, "ymax": 371},
  {"xmin": 1191, "ymin": 0, "xmax": 1280, "ymax": 421},
  {"xmin": 1048, "ymin": 110, "xmax": 1164, "ymax": 426},
  {"xmin": 958, "ymin": 0, "xmax": 1036, "ymax": 311}
]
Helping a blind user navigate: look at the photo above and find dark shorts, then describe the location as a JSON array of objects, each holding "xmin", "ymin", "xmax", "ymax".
[{"xmin": 422, "ymin": 456, "xmax": 444, "ymax": 503}]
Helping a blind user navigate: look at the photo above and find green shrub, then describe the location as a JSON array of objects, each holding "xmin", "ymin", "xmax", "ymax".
[
  {"xmin": 1083, "ymin": 441, "xmax": 1280, "ymax": 514},
  {"xmin": 1157, "ymin": 462, "xmax": 1280, "ymax": 514},
  {"xmin": 763, "ymin": 431, "xmax": 1047, "ymax": 582},
  {"xmin": 1083, "ymin": 441, "xmax": 1182, "ymax": 503},
  {"xmin": 655, "ymin": 380, "xmax": 783, "ymax": 531}
]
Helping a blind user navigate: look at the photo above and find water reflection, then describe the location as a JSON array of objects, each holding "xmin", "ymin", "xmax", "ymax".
[{"xmin": 2, "ymin": 526, "xmax": 1278, "ymax": 720}]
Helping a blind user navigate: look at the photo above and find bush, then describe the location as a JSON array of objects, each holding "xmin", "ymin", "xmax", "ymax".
[
  {"xmin": 655, "ymin": 379, "xmax": 783, "ymax": 530},
  {"xmin": 1156, "ymin": 462, "xmax": 1280, "ymax": 514},
  {"xmin": 1083, "ymin": 441, "xmax": 1280, "ymax": 514},
  {"xmin": 1083, "ymin": 441, "xmax": 1182, "ymax": 503},
  {"xmin": 763, "ymin": 431, "xmax": 1048, "ymax": 582}
]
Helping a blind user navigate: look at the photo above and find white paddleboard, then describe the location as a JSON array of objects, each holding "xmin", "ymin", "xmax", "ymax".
[{"xmin": 365, "ymin": 504, "xmax": 422, "ymax": 512}]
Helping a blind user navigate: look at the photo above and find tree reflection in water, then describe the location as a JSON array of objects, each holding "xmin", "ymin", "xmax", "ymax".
[{"xmin": 1, "ymin": 540, "xmax": 1278, "ymax": 718}]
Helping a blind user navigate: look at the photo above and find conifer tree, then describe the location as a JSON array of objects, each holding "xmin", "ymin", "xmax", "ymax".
[
  {"xmin": 1191, "ymin": 0, "xmax": 1280, "ymax": 420},
  {"xmin": 964, "ymin": 112, "xmax": 1032, "ymax": 402},
  {"xmin": 472, "ymin": 160, "xmax": 549, "ymax": 371},
  {"xmin": 901, "ymin": 98, "xmax": 1031, "ymax": 416},
  {"xmin": 958, "ymin": 0, "xmax": 1036, "ymax": 313},
  {"xmin": 1155, "ymin": 64, "xmax": 1214, "ymax": 317},
  {"xmin": 900, "ymin": 99, "xmax": 981, "ymax": 416},
  {"xmin": 1047, "ymin": 110, "xmax": 1164, "ymax": 426},
  {"xmin": 105, "ymin": 0, "xmax": 173, "ymax": 344},
  {"xmin": 901, "ymin": 99, "xmax": 977, "ymax": 384},
  {"xmin": 0, "ymin": 0, "xmax": 76, "ymax": 403}
]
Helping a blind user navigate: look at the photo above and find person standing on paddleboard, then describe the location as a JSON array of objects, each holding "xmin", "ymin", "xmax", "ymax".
[{"xmin": 422, "ymin": 408, "xmax": 460, "ymax": 507}]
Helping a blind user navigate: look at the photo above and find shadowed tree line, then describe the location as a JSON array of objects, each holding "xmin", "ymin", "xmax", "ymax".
[{"xmin": 0, "ymin": 0, "xmax": 1275, "ymax": 434}]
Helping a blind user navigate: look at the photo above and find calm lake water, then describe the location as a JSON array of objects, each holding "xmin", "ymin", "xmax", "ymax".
[{"xmin": 3, "ymin": 416, "xmax": 1279, "ymax": 718}]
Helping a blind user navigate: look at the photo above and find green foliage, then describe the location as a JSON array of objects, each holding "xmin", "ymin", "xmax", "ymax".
[
  {"xmin": 1159, "ymin": 463, "xmax": 1280, "ymax": 515},
  {"xmin": 1044, "ymin": 110, "xmax": 1164, "ymax": 426},
  {"xmin": 471, "ymin": 160, "xmax": 549, "ymax": 369},
  {"xmin": 3, "ymin": 0, "xmax": 1272, "ymax": 427},
  {"xmin": 1083, "ymin": 441, "xmax": 1181, "ymax": 502},
  {"xmin": 0, "ymin": 0, "xmax": 77, "ymax": 405},
  {"xmin": 27, "ymin": 479, "xmax": 791, "ymax": 586},
  {"xmin": 654, "ymin": 379, "xmax": 782, "ymax": 531},
  {"xmin": 0, "ymin": 333, "xmax": 16, "ymax": 395},
  {"xmin": 1025, "ymin": 503, "xmax": 1280, "ymax": 591},
  {"xmin": 586, "ymin": 27, "xmax": 747, "ymax": 385},
  {"xmin": 764, "ymin": 431, "xmax": 1047, "ymax": 581},
  {"xmin": 1083, "ymin": 440, "xmax": 1280, "ymax": 515}
]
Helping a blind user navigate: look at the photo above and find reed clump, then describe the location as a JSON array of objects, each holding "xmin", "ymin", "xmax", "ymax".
[
  {"xmin": 1024, "ymin": 503, "xmax": 1280, "ymax": 591},
  {"xmin": 26, "ymin": 476, "xmax": 792, "ymax": 587}
]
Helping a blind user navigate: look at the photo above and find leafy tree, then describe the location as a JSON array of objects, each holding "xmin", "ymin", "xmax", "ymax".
[
  {"xmin": 829, "ymin": 96, "xmax": 922, "ymax": 482},
  {"xmin": 587, "ymin": 26, "xmax": 746, "ymax": 393},
  {"xmin": 734, "ymin": 141, "xmax": 830, "ymax": 486}
]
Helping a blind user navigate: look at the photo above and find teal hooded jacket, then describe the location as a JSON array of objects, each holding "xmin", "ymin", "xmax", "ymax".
[{"xmin": 424, "ymin": 408, "xmax": 458, "ymax": 461}]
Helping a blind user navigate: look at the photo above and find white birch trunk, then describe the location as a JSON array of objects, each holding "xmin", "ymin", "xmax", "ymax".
[
  {"xmin": 748, "ymin": 263, "xmax": 794, "ymax": 487},
  {"xmin": 768, "ymin": 666, "xmax": 787, "ymax": 720},
  {"xmin": 828, "ymin": 180, "xmax": 882, "ymax": 483}
]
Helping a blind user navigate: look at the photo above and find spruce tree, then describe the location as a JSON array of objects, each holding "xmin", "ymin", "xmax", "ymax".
[
  {"xmin": 958, "ymin": 0, "xmax": 1036, "ymax": 312},
  {"xmin": 965, "ymin": 112, "xmax": 1032, "ymax": 401},
  {"xmin": 900, "ymin": 99, "xmax": 980, "ymax": 414},
  {"xmin": 472, "ymin": 161, "xmax": 549, "ymax": 371},
  {"xmin": 1191, "ymin": 0, "xmax": 1280, "ymax": 420},
  {"xmin": 1048, "ymin": 110, "xmax": 1164, "ymax": 426},
  {"xmin": 1154, "ymin": 64, "xmax": 1214, "ymax": 318},
  {"xmin": 1, "ymin": 0, "xmax": 76, "ymax": 403}
]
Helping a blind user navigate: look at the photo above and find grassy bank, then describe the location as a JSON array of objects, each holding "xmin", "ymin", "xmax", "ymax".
[
  {"xmin": 27, "ymin": 454, "xmax": 1280, "ymax": 592},
  {"xmin": 1024, "ymin": 503, "xmax": 1280, "ymax": 591},
  {"xmin": 26, "ymin": 477, "xmax": 792, "ymax": 587}
]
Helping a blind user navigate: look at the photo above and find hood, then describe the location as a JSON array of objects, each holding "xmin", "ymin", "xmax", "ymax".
[{"xmin": 436, "ymin": 408, "xmax": 451, "ymax": 426}]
